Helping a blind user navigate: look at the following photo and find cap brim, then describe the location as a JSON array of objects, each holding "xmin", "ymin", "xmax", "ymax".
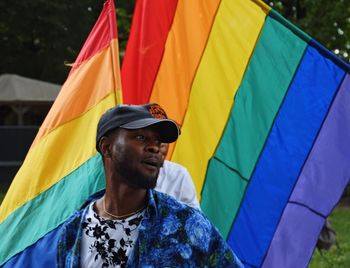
[{"xmin": 120, "ymin": 118, "xmax": 180, "ymax": 143}]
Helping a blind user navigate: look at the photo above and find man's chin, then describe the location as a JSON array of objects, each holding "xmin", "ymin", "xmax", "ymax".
[
  {"xmin": 142, "ymin": 169, "xmax": 159, "ymax": 188},
  {"xmin": 141, "ymin": 176, "xmax": 157, "ymax": 189},
  {"xmin": 120, "ymin": 168, "xmax": 159, "ymax": 190},
  {"xmin": 128, "ymin": 174, "xmax": 158, "ymax": 190}
]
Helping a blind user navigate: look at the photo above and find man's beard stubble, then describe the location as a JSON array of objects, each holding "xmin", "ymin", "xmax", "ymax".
[{"xmin": 116, "ymin": 162, "xmax": 159, "ymax": 190}]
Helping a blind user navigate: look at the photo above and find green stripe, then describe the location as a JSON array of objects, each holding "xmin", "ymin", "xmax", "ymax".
[
  {"xmin": 202, "ymin": 157, "xmax": 248, "ymax": 234},
  {"xmin": 201, "ymin": 15, "xmax": 308, "ymax": 237},
  {"xmin": 269, "ymin": 9, "xmax": 312, "ymax": 44},
  {"xmin": 0, "ymin": 154, "xmax": 105, "ymax": 265}
]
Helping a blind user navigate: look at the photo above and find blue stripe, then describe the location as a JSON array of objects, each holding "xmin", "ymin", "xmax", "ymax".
[
  {"xmin": 227, "ymin": 45, "xmax": 345, "ymax": 267},
  {"xmin": 2, "ymin": 226, "xmax": 61, "ymax": 268},
  {"xmin": 309, "ymin": 39, "xmax": 350, "ymax": 72},
  {"xmin": 2, "ymin": 190, "xmax": 105, "ymax": 268}
]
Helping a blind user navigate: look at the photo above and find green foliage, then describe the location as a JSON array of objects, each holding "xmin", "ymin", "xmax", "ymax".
[
  {"xmin": 116, "ymin": 1, "xmax": 135, "ymax": 56},
  {"xmin": 309, "ymin": 206, "xmax": 350, "ymax": 267},
  {"xmin": 0, "ymin": 1, "xmax": 99, "ymax": 83},
  {"xmin": 0, "ymin": 192, "xmax": 4, "ymax": 205},
  {"xmin": 343, "ymin": 184, "xmax": 350, "ymax": 198},
  {"xmin": 0, "ymin": 0, "xmax": 135, "ymax": 84},
  {"xmin": 264, "ymin": 0, "xmax": 350, "ymax": 63}
]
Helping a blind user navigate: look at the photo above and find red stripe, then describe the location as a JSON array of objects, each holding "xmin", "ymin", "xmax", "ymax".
[
  {"xmin": 121, "ymin": 0, "xmax": 178, "ymax": 104},
  {"xmin": 69, "ymin": 0, "xmax": 118, "ymax": 75}
]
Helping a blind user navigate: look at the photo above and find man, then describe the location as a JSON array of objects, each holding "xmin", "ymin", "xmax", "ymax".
[
  {"xmin": 145, "ymin": 103, "xmax": 200, "ymax": 209},
  {"xmin": 57, "ymin": 104, "xmax": 243, "ymax": 267}
]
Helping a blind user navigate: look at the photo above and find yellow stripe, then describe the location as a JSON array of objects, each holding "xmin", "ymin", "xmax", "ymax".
[
  {"xmin": 171, "ymin": 0, "xmax": 268, "ymax": 198},
  {"xmin": 0, "ymin": 93, "xmax": 116, "ymax": 222}
]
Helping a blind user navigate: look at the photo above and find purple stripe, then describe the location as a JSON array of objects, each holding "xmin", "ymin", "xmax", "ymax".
[
  {"xmin": 262, "ymin": 74, "xmax": 350, "ymax": 267},
  {"xmin": 261, "ymin": 203, "xmax": 324, "ymax": 268},
  {"xmin": 289, "ymin": 74, "xmax": 350, "ymax": 214}
]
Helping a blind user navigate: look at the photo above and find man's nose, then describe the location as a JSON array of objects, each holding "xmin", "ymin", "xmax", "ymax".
[{"xmin": 145, "ymin": 140, "xmax": 160, "ymax": 153}]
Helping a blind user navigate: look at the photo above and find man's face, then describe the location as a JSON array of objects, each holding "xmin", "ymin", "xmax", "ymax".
[
  {"xmin": 159, "ymin": 143, "xmax": 169, "ymax": 160},
  {"xmin": 106, "ymin": 126, "xmax": 163, "ymax": 189}
]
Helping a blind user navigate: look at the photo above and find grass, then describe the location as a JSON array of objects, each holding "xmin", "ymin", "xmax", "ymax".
[
  {"xmin": 0, "ymin": 192, "xmax": 348, "ymax": 267},
  {"xmin": 309, "ymin": 206, "xmax": 350, "ymax": 267}
]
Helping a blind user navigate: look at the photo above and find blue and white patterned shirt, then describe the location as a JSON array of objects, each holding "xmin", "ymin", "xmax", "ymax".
[{"xmin": 57, "ymin": 190, "xmax": 243, "ymax": 267}]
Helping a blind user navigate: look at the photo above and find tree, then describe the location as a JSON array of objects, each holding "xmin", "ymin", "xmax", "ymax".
[
  {"xmin": 264, "ymin": 0, "xmax": 350, "ymax": 62},
  {"xmin": 0, "ymin": 0, "xmax": 134, "ymax": 84}
]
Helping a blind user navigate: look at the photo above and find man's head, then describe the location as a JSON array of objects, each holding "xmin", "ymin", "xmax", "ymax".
[
  {"xmin": 96, "ymin": 104, "xmax": 177, "ymax": 151},
  {"xmin": 96, "ymin": 104, "xmax": 179, "ymax": 189}
]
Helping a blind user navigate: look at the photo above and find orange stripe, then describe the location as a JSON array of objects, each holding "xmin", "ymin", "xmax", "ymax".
[
  {"xmin": 32, "ymin": 40, "xmax": 120, "ymax": 147},
  {"xmin": 149, "ymin": 0, "xmax": 221, "ymax": 159},
  {"xmin": 149, "ymin": 0, "xmax": 220, "ymax": 120}
]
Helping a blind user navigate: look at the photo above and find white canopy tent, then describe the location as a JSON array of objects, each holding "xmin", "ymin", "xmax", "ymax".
[
  {"xmin": 0, "ymin": 74, "xmax": 61, "ymax": 125},
  {"xmin": 0, "ymin": 73, "xmax": 61, "ymax": 103}
]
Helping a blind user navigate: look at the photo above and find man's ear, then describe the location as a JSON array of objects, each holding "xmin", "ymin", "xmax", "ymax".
[{"xmin": 99, "ymin": 136, "xmax": 112, "ymax": 158}]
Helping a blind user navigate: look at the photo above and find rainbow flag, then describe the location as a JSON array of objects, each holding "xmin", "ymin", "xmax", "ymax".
[
  {"xmin": 122, "ymin": 0, "xmax": 350, "ymax": 267},
  {"xmin": 0, "ymin": 0, "xmax": 122, "ymax": 266}
]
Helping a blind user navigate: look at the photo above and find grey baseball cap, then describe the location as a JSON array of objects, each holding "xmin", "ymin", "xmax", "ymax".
[{"xmin": 96, "ymin": 104, "xmax": 180, "ymax": 151}]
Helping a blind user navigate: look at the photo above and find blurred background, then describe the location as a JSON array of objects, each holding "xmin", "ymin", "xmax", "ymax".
[{"xmin": 0, "ymin": 0, "xmax": 349, "ymax": 266}]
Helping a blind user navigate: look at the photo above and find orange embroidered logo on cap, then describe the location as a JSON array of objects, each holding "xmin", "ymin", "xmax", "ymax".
[{"xmin": 147, "ymin": 104, "xmax": 168, "ymax": 119}]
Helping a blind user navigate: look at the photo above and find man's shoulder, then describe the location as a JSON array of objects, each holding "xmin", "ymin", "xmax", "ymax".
[
  {"xmin": 163, "ymin": 160, "xmax": 187, "ymax": 172},
  {"xmin": 140, "ymin": 191, "xmax": 242, "ymax": 267},
  {"xmin": 152, "ymin": 190, "xmax": 195, "ymax": 211},
  {"xmin": 151, "ymin": 190, "xmax": 212, "ymax": 229}
]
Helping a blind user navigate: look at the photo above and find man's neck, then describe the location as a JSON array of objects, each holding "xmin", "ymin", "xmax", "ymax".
[{"xmin": 95, "ymin": 183, "xmax": 148, "ymax": 219}]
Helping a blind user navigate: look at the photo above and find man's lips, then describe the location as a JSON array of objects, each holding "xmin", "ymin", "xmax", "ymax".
[{"xmin": 142, "ymin": 157, "xmax": 161, "ymax": 169}]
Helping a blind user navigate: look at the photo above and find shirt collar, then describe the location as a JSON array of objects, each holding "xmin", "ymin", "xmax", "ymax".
[
  {"xmin": 82, "ymin": 189, "xmax": 159, "ymax": 218},
  {"xmin": 145, "ymin": 189, "xmax": 159, "ymax": 219}
]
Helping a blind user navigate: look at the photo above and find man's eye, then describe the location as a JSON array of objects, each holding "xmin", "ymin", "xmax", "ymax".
[{"xmin": 135, "ymin": 135, "xmax": 145, "ymax": 140}]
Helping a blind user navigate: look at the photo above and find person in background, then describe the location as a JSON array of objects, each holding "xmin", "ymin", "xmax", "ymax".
[{"xmin": 156, "ymin": 143, "xmax": 200, "ymax": 209}]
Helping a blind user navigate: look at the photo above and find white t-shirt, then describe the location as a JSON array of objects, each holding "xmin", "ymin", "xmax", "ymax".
[
  {"xmin": 155, "ymin": 160, "xmax": 200, "ymax": 209},
  {"xmin": 80, "ymin": 202, "xmax": 145, "ymax": 268}
]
